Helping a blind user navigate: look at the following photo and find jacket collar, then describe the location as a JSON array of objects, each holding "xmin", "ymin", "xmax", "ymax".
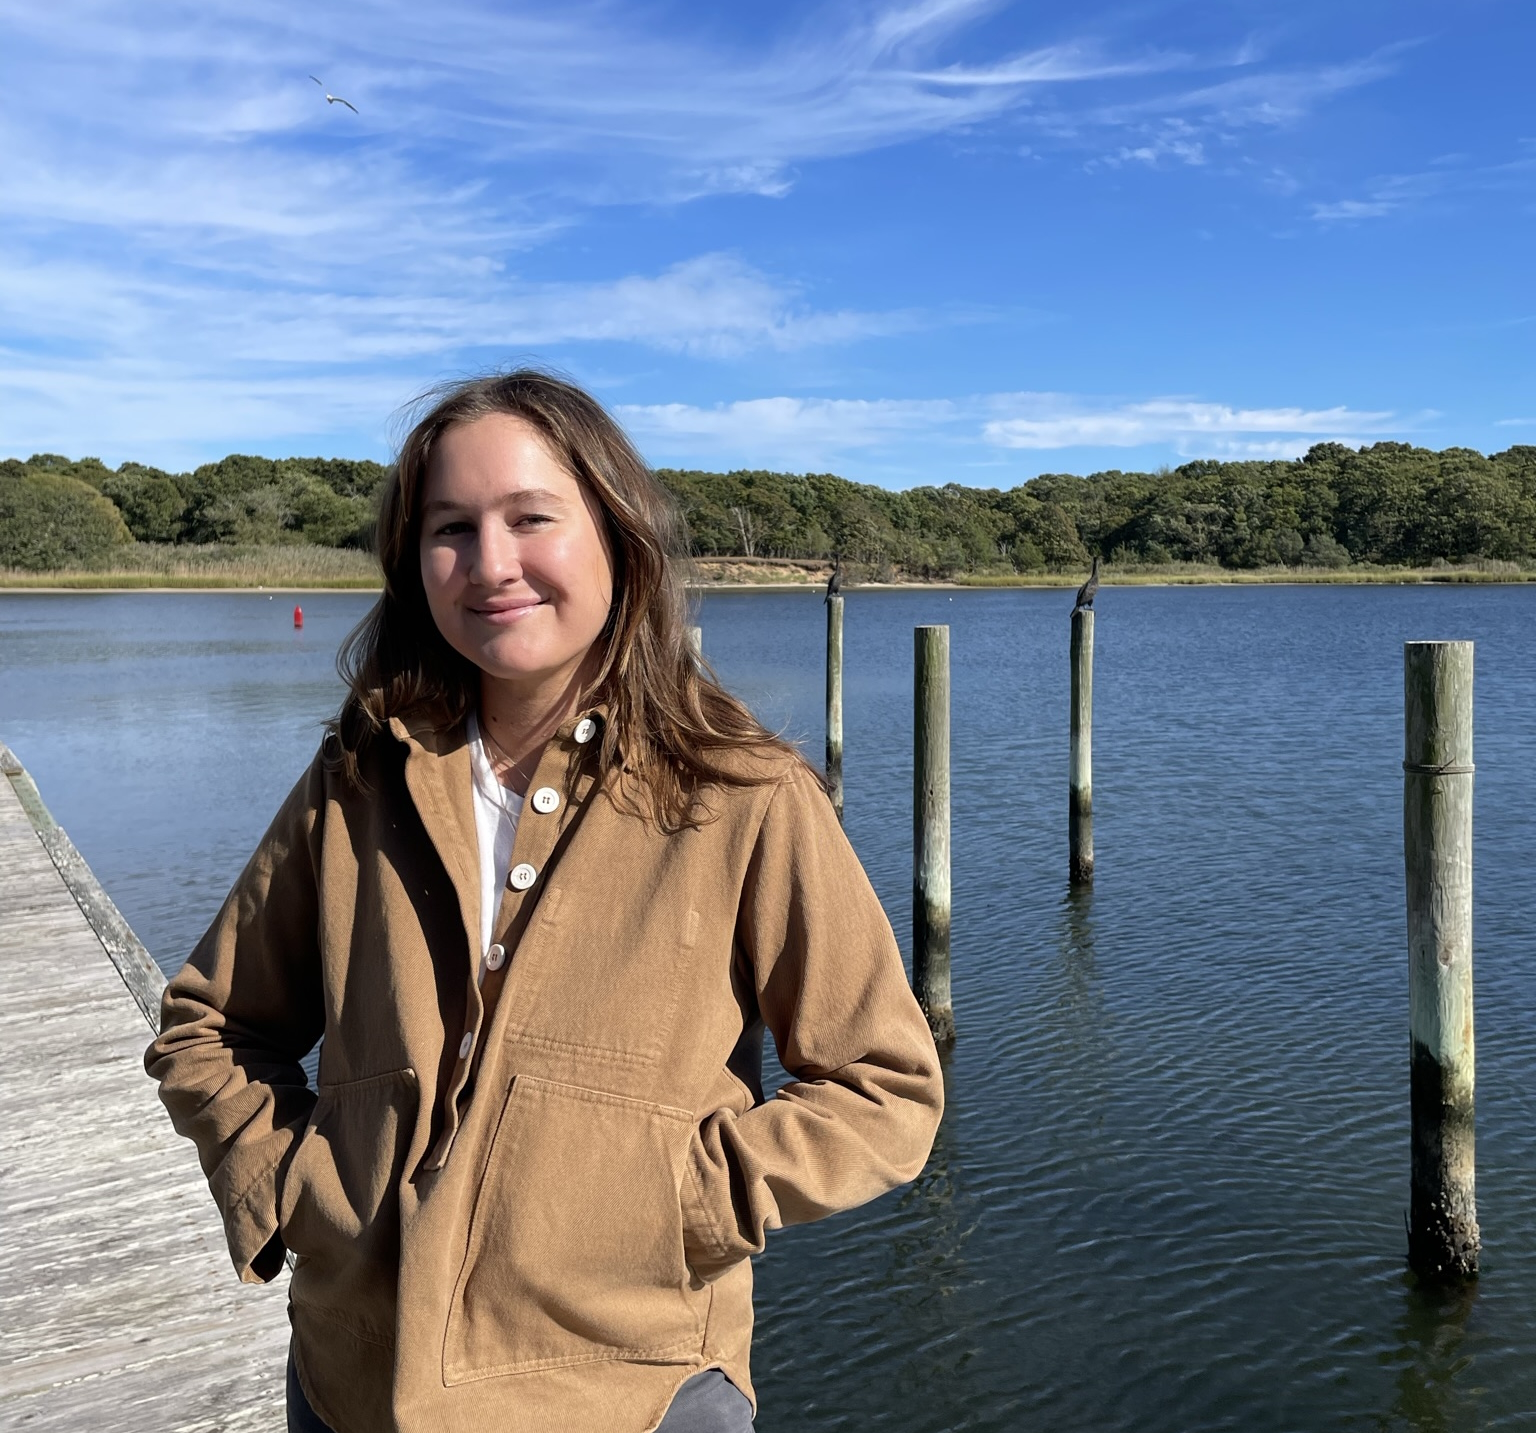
[
  {"xmin": 383, "ymin": 704, "xmax": 611, "ymax": 969},
  {"xmin": 387, "ymin": 712, "xmax": 479, "ymax": 970},
  {"xmin": 387, "ymin": 701, "xmax": 610, "ymax": 753}
]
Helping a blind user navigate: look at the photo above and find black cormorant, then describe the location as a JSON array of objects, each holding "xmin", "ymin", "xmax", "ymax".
[{"xmin": 1073, "ymin": 556, "xmax": 1100, "ymax": 611}]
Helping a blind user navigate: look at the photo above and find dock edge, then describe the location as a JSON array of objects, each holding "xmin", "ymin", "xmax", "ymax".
[{"xmin": 0, "ymin": 739, "xmax": 166, "ymax": 1031}]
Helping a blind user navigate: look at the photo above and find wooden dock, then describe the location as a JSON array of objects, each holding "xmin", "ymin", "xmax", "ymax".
[{"xmin": 0, "ymin": 744, "xmax": 289, "ymax": 1431}]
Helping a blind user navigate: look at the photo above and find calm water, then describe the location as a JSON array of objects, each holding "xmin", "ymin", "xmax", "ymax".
[{"xmin": 2, "ymin": 586, "xmax": 1534, "ymax": 1432}]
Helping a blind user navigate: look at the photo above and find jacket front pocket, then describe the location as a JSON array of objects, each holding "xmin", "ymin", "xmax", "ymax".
[
  {"xmin": 444, "ymin": 1075, "xmax": 702, "ymax": 1382},
  {"xmin": 280, "ymin": 1068, "xmax": 418, "ymax": 1346}
]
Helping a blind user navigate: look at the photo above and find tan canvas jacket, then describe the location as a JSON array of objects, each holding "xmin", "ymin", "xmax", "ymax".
[{"xmin": 146, "ymin": 709, "xmax": 944, "ymax": 1433}]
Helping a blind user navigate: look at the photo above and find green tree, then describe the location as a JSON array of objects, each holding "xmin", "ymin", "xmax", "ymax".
[
  {"xmin": 99, "ymin": 465, "xmax": 188, "ymax": 543},
  {"xmin": 997, "ymin": 491, "xmax": 1089, "ymax": 570},
  {"xmin": 0, "ymin": 462, "xmax": 134, "ymax": 569}
]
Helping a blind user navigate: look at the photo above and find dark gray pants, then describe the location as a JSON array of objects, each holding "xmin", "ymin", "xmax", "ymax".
[{"xmin": 287, "ymin": 1351, "xmax": 753, "ymax": 1432}]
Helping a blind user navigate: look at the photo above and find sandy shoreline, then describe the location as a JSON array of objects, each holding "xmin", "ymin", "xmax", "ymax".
[
  {"xmin": 3, "ymin": 572, "xmax": 1533, "ymax": 595},
  {"xmin": 0, "ymin": 581, "xmax": 962, "ymax": 595}
]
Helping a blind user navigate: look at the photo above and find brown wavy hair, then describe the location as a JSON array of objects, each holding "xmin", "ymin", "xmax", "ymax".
[{"xmin": 331, "ymin": 368, "xmax": 816, "ymax": 827}]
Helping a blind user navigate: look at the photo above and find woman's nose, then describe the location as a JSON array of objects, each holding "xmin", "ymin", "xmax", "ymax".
[{"xmin": 468, "ymin": 526, "xmax": 522, "ymax": 585}]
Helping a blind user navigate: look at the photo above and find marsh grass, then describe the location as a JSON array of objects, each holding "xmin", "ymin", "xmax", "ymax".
[
  {"xmin": 3, "ymin": 546, "xmax": 1532, "ymax": 591},
  {"xmin": 955, "ymin": 560, "xmax": 1536, "ymax": 588},
  {"xmin": 0, "ymin": 542, "xmax": 382, "ymax": 589}
]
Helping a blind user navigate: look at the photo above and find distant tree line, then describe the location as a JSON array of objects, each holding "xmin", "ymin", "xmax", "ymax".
[
  {"xmin": 667, "ymin": 441, "xmax": 1536, "ymax": 574},
  {"xmin": 3, "ymin": 442, "xmax": 1535, "ymax": 574},
  {"xmin": 0, "ymin": 453, "xmax": 386, "ymax": 569}
]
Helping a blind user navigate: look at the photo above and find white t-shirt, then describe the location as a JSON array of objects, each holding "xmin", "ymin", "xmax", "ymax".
[{"xmin": 467, "ymin": 712, "xmax": 523, "ymax": 959}]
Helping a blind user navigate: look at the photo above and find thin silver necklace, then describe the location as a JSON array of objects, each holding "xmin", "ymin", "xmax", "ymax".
[{"xmin": 475, "ymin": 720, "xmax": 525, "ymax": 818}]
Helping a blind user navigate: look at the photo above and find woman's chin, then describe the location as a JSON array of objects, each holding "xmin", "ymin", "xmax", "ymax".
[{"xmin": 474, "ymin": 649, "xmax": 580, "ymax": 690}]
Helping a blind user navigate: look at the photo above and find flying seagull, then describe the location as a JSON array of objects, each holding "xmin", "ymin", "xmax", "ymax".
[
  {"xmin": 1073, "ymin": 555, "xmax": 1100, "ymax": 611},
  {"xmin": 310, "ymin": 76, "xmax": 359, "ymax": 114},
  {"xmin": 825, "ymin": 557, "xmax": 843, "ymax": 604}
]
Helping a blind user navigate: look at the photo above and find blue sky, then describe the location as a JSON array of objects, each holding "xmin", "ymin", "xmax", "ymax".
[{"xmin": 1, "ymin": 0, "xmax": 1532, "ymax": 486}]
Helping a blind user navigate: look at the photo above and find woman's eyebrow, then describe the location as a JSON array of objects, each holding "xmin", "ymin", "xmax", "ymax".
[
  {"xmin": 503, "ymin": 487, "xmax": 569, "ymax": 506},
  {"xmin": 421, "ymin": 487, "xmax": 569, "ymax": 516}
]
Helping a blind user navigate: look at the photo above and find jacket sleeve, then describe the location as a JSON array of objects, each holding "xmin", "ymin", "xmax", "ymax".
[
  {"xmin": 144, "ymin": 753, "xmax": 327, "ymax": 1283},
  {"xmin": 681, "ymin": 767, "xmax": 944, "ymax": 1280}
]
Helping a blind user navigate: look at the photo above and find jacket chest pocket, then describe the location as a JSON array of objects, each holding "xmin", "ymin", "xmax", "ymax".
[
  {"xmin": 443, "ymin": 1076, "xmax": 704, "ymax": 1383},
  {"xmin": 502, "ymin": 887, "xmax": 697, "ymax": 1068},
  {"xmin": 280, "ymin": 1068, "xmax": 418, "ymax": 1346}
]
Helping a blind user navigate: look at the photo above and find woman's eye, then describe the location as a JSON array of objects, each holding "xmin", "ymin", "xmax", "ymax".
[
  {"xmin": 435, "ymin": 520, "xmax": 473, "ymax": 537},
  {"xmin": 517, "ymin": 513, "xmax": 554, "ymax": 528}
]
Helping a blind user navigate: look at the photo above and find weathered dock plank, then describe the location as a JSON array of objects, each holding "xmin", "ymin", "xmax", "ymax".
[{"xmin": 0, "ymin": 763, "xmax": 290, "ymax": 1430}]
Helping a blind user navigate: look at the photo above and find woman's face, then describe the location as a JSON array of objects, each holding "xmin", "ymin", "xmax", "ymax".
[{"xmin": 419, "ymin": 413, "xmax": 615, "ymax": 696}]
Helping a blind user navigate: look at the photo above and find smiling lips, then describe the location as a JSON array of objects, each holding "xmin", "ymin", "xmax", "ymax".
[{"xmin": 471, "ymin": 596, "xmax": 545, "ymax": 624}]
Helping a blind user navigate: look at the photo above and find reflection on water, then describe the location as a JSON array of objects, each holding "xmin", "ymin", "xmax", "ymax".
[
  {"xmin": 1049, "ymin": 888, "xmax": 1107, "ymax": 1069},
  {"xmin": 885, "ymin": 1068, "xmax": 984, "ymax": 1407},
  {"xmin": 4, "ymin": 586, "xmax": 1536, "ymax": 1432},
  {"xmin": 893, "ymin": 1061, "xmax": 975, "ymax": 1299},
  {"xmin": 1381, "ymin": 1282, "xmax": 1481, "ymax": 1433}
]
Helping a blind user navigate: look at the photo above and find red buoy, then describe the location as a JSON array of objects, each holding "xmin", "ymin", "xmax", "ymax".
[{"xmin": 293, "ymin": 604, "xmax": 304, "ymax": 629}]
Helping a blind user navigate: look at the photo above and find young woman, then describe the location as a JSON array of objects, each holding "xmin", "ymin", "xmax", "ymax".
[{"xmin": 146, "ymin": 371, "xmax": 944, "ymax": 1433}]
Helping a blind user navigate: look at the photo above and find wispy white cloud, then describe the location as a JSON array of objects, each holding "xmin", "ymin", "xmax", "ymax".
[
  {"xmin": 1310, "ymin": 146, "xmax": 1536, "ymax": 222},
  {"xmin": 1123, "ymin": 50, "xmax": 1403, "ymax": 127},
  {"xmin": 0, "ymin": 247, "xmax": 914, "ymax": 368},
  {"xmin": 1310, "ymin": 170, "xmax": 1444, "ymax": 222},
  {"xmin": 908, "ymin": 43, "xmax": 1181, "ymax": 88},
  {"xmin": 1311, "ymin": 198, "xmax": 1399, "ymax": 221},
  {"xmin": 2, "ymin": 365, "xmax": 1426, "ymax": 477},
  {"xmin": 621, "ymin": 395, "xmax": 961, "ymax": 453},
  {"xmin": 1092, "ymin": 119, "xmax": 1207, "ymax": 169},
  {"xmin": 980, "ymin": 398, "xmax": 1399, "ymax": 448},
  {"xmin": 0, "ymin": 249, "xmax": 928, "ymax": 467},
  {"xmin": 1186, "ymin": 438, "xmax": 1347, "ymax": 459},
  {"xmin": 0, "ymin": 355, "xmax": 403, "ymax": 468},
  {"xmin": 617, "ymin": 391, "xmax": 1414, "ymax": 470},
  {"xmin": 513, "ymin": 257, "xmax": 921, "ymax": 357},
  {"xmin": 1054, "ymin": 46, "xmax": 1404, "ymax": 176}
]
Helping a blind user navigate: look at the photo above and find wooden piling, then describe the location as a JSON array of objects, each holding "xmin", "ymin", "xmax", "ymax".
[
  {"xmin": 1069, "ymin": 606, "xmax": 1094, "ymax": 885},
  {"xmin": 687, "ymin": 624, "xmax": 702, "ymax": 660},
  {"xmin": 826, "ymin": 593, "xmax": 845, "ymax": 821},
  {"xmin": 913, "ymin": 625, "xmax": 953, "ymax": 1044},
  {"xmin": 1403, "ymin": 639, "xmax": 1478, "ymax": 1283}
]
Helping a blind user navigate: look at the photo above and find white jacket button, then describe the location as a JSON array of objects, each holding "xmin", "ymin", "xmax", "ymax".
[
  {"xmin": 573, "ymin": 717, "xmax": 597, "ymax": 745},
  {"xmin": 508, "ymin": 862, "xmax": 537, "ymax": 890},
  {"xmin": 458, "ymin": 1031, "xmax": 474, "ymax": 1059},
  {"xmin": 485, "ymin": 943, "xmax": 506, "ymax": 971},
  {"xmin": 531, "ymin": 786, "xmax": 560, "ymax": 814}
]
